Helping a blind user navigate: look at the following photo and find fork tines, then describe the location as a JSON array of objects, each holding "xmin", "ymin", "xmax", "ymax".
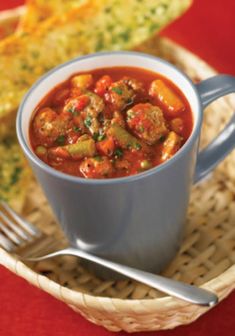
[{"xmin": 0, "ymin": 201, "xmax": 41, "ymax": 252}]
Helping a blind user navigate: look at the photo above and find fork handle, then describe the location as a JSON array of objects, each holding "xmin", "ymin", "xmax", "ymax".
[{"xmin": 25, "ymin": 247, "xmax": 218, "ymax": 307}]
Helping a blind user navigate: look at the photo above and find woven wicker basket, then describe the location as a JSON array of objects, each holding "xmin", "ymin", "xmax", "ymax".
[{"xmin": 1, "ymin": 7, "xmax": 235, "ymax": 333}]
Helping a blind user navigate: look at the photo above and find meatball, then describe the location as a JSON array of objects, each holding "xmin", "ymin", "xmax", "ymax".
[
  {"xmin": 122, "ymin": 76, "xmax": 144, "ymax": 92},
  {"xmin": 105, "ymin": 77, "xmax": 143, "ymax": 111},
  {"xmin": 33, "ymin": 107, "xmax": 72, "ymax": 146},
  {"xmin": 64, "ymin": 95, "xmax": 90, "ymax": 115},
  {"xmin": 83, "ymin": 92, "xmax": 105, "ymax": 118},
  {"xmin": 80, "ymin": 157, "xmax": 113, "ymax": 179},
  {"xmin": 126, "ymin": 103, "xmax": 168, "ymax": 145},
  {"xmin": 64, "ymin": 92, "xmax": 104, "ymax": 118},
  {"xmin": 64, "ymin": 91, "xmax": 104, "ymax": 135},
  {"xmin": 81, "ymin": 92, "xmax": 105, "ymax": 134},
  {"xmin": 95, "ymin": 75, "xmax": 113, "ymax": 96}
]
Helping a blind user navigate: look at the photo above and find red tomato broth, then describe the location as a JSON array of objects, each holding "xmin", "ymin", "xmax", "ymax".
[{"xmin": 29, "ymin": 66, "xmax": 193, "ymax": 179}]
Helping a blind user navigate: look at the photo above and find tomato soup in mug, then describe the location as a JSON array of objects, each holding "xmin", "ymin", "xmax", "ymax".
[{"xmin": 30, "ymin": 67, "xmax": 193, "ymax": 179}]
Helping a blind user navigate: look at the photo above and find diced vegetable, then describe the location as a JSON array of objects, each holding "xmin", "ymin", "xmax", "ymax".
[
  {"xmin": 35, "ymin": 146, "xmax": 47, "ymax": 156},
  {"xmin": 170, "ymin": 118, "xmax": 184, "ymax": 134},
  {"xmin": 108, "ymin": 124, "xmax": 142, "ymax": 150},
  {"xmin": 113, "ymin": 148, "xmax": 123, "ymax": 159},
  {"xmin": 114, "ymin": 158, "xmax": 130, "ymax": 171},
  {"xmin": 77, "ymin": 134, "xmax": 91, "ymax": 141},
  {"xmin": 76, "ymin": 95, "xmax": 91, "ymax": 111},
  {"xmin": 149, "ymin": 79, "xmax": 185, "ymax": 116},
  {"xmin": 140, "ymin": 160, "xmax": 152, "ymax": 170},
  {"xmin": 49, "ymin": 147, "xmax": 70, "ymax": 160},
  {"xmin": 95, "ymin": 75, "xmax": 113, "ymax": 96},
  {"xmin": 65, "ymin": 138, "xmax": 96, "ymax": 159},
  {"xmin": 50, "ymin": 138, "xmax": 96, "ymax": 160},
  {"xmin": 56, "ymin": 135, "xmax": 66, "ymax": 145},
  {"xmin": 161, "ymin": 131, "xmax": 182, "ymax": 161},
  {"xmin": 96, "ymin": 136, "xmax": 115, "ymax": 156},
  {"xmin": 80, "ymin": 157, "xmax": 113, "ymax": 178},
  {"xmin": 71, "ymin": 74, "xmax": 93, "ymax": 90}
]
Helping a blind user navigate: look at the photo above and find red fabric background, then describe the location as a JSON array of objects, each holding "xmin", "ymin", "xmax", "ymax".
[{"xmin": 0, "ymin": 0, "xmax": 235, "ymax": 335}]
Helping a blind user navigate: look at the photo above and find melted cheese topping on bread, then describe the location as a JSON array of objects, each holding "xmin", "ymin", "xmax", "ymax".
[{"xmin": 0, "ymin": 0, "xmax": 192, "ymax": 139}]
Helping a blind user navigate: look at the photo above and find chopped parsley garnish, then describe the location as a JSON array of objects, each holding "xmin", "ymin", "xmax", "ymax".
[
  {"xmin": 135, "ymin": 143, "xmax": 142, "ymax": 150},
  {"xmin": 84, "ymin": 116, "xmax": 92, "ymax": 128},
  {"xmin": 97, "ymin": 133, "xmax": 106, "ymax": 142},
  {"xmin": 73, "ymin": 126, "xmax": 81, "ymax": 133},
  {"xmin": 112, "ymin": 87, "xmax": 123, "ymax": 95},
  {"xmin": 67, "ymin": 106, "xmax": 78, "ymax": 116},
  {"xmin": 56, "ymin": 135, "xmax": 66, "ymax": 145},
  {"xmin": 159, "ymin": 135, "xmax": 166, "ymax": 143},
  {"xmin": 93, "ymin": 132, "xmax": 106, "ymax": 142},
  {"xmin": 93, "ymin": 132, "xmax": 99, "ymax": 141},
  {"xmin": 114, "ymin": 148, "xmax": 123, "ymax": 158}
]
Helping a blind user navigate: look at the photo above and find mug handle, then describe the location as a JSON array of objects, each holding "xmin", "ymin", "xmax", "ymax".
[{"xmin": 194, "ymin": 75, "xmax": 235, "ymax": 183}]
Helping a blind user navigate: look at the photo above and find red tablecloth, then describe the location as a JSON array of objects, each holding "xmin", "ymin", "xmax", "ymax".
[{"xmin": 0, "ymin": 1, "xmax": 235, "ymax": 335}]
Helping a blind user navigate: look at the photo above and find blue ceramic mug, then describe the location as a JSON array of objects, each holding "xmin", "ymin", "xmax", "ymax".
[{"xmin": 17, "ymin": 52, "xmax": 235, "ymax": 275}]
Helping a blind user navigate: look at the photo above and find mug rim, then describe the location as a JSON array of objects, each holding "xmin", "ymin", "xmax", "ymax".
[{"xmin": 17, "ymin": 51, "xmax": 203, "ymax": 185}]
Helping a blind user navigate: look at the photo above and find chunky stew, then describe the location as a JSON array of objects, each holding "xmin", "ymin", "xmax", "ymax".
[{"xmin": 30, "ymin": 67, "xmax": 193, "ymax": 179}]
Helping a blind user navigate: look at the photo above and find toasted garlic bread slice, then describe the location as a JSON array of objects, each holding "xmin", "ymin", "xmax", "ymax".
[
  {"xmin": 18, "ymin": 0, "xmax": 86, "ymax": 32},
  {"xmin": 0, "ymin": 134, "xmax": 31, "ymax": 212},
  {"xmin": 0, "ymin": 0, "xmax": 192, "ymax": 140}
]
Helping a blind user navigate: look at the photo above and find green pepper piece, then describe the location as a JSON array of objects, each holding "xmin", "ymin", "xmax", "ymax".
[
  {"xmin": 108, "ymin": 124, "xmax": 142, "ymax": 150},
  {"xmin": 64, "ymin": 138, "xmax": 96, "ymax": 159}
]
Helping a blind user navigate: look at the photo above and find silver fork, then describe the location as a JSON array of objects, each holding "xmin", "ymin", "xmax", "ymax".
[
  {"xmin": 0, "ymin": 201, "xmax": 66, "ymax": 256},
  {"xmin": 0, "ymin": 201, "xmax": 218, "ymax": 307}
]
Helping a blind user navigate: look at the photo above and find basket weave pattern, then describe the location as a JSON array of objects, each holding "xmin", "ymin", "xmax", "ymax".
[{"xmin": 1, "ymin": 35, "xmax": 235, "ymax": 332}]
